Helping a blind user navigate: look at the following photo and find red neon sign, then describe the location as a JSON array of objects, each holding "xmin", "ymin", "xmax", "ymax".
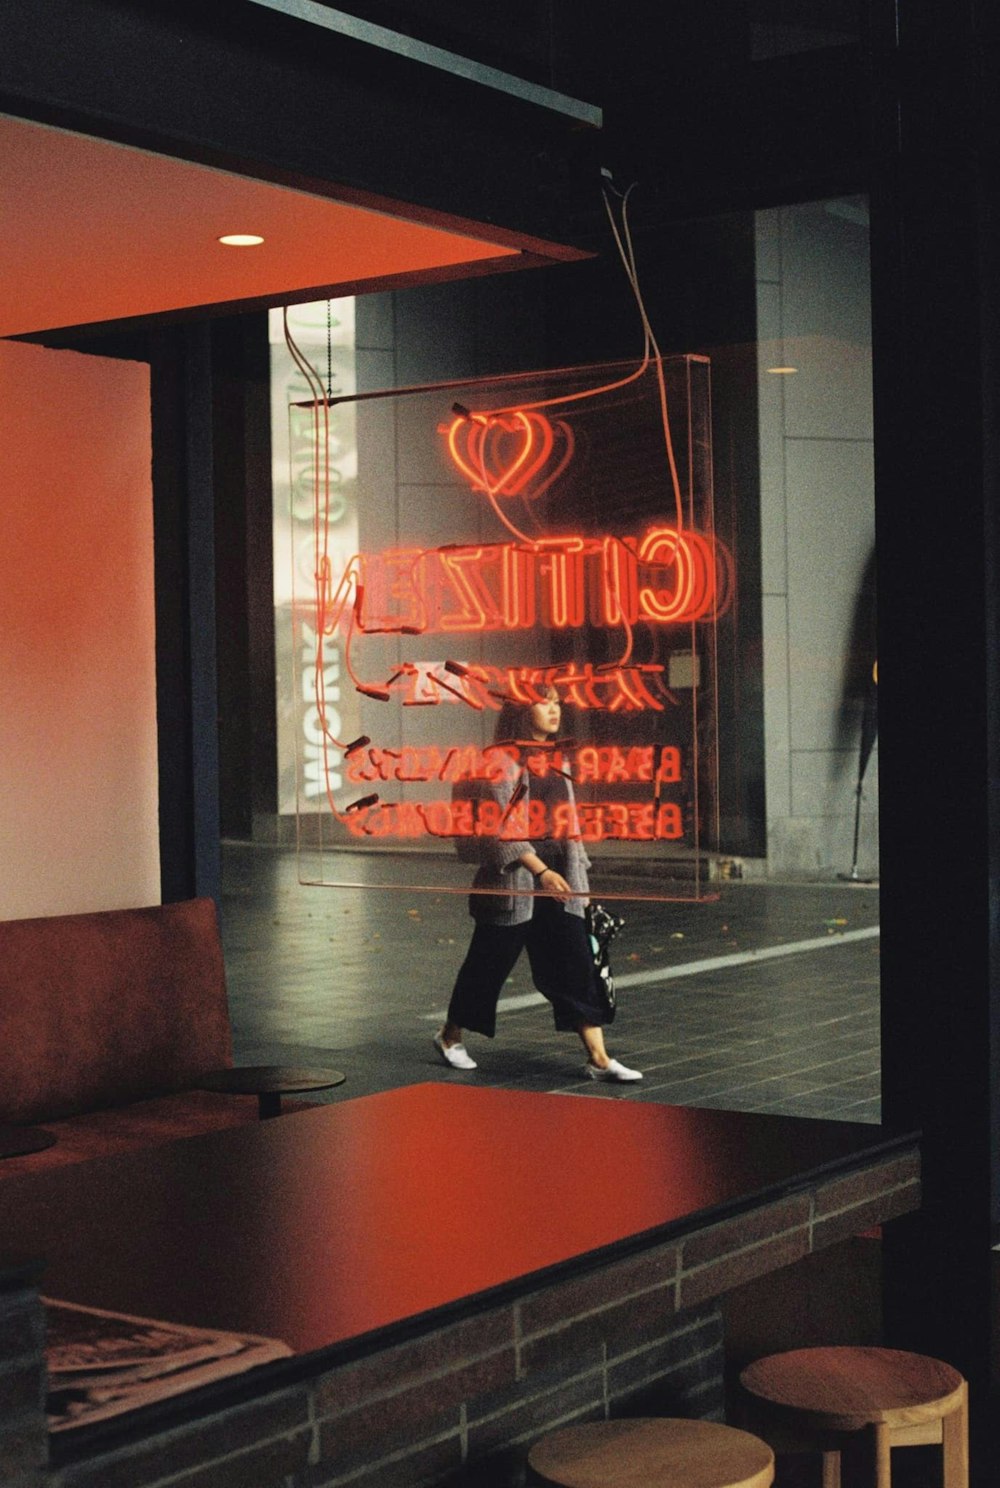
[
  {"xmin": 296, "ymin": 374, "xmax": 723, "ymax": 866},
  {"xmin": 345, "ymin": 743, "xmax": 683, "ymax": 787},
  {"xmin": 443, "ymin": 409, "xmax": 574, "ymax": 499},
  {"xmin": 342, "ymin": 661, "xmax": 674, "ymax": 714},
  {"xmin": 356, "ymin": 529, "xmax": 724, "ymax": 637},
  {"xmin": 342, "ymin": 797, "xmax": 684, "ymax": 844},
  {"xmin": 437, "ymin": 547, "xmax": 491, "ymax": 631}
]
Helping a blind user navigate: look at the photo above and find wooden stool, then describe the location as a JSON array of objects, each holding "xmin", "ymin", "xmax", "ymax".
[
  {"xmin": 527, "ymin": 1418, "xmax": 775, "ymax": 1488},
  {"xmin": 739, "ymin": 1346, "xmax": 968, "ymax": 1488}
]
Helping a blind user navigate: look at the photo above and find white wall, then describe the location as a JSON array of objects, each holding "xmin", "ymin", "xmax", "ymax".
[
  {"xmin": 0, "ymin": 339, "xmax": 160, "ymax": 918},
  {"xmin": 756, "ymin": 199, "xmax": 879, "ymax": 877}
]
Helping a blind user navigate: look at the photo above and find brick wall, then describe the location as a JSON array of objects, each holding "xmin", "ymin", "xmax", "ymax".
[
  {"xmin": 31, "ymin": 1147, "xmax": 918, "ymax": 1488},
  {"xmin": 0, "ymin": 1265, "xmax": 48, "ymax": 1488},
  {"xmin": 310, "ymin": 1292, "xmax": 723, "ymax": 1488}
]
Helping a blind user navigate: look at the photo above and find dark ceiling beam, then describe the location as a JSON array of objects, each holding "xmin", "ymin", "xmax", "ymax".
[
  {"xmin": 0, "ymin": 0, "xmax": 599, "ymax": 257},
  {"xmin": 0, "ymin": 0, "xmax": 878, "ymax": 260},
  {"xmin": 242, "ymin": 0, "xmax": 601, "ymax": 126},
  {"xmin": 597, "ymin": 44, "xmax": 871, "ymax": 228}
]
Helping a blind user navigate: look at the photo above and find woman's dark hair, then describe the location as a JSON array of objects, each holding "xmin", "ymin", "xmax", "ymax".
[{"xmin": 492, "ymin": 685, "xmax": 558, "ymax": 744}]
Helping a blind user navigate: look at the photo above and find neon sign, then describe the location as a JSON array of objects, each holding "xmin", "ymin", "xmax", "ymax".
[
  {"xmin": 289, "ymin": 352, "xmax": 725, "ymax": 893},
  {"xmin": 338, "ymin": 660, "xmax": 674, "ymax": 714},
  {"xmin": 355, "ymin": 528, "xmax": 726, "ymax": 637},
  {"xmin": 345, "ymin": 744, "xmax": 682, "ymax": 786},
  {"xmin": 342, "ymin": 797, "xmax": 684, "ymax": 843},
  {"xmin": 443, "ymin": 409, "xmax": 575, "ymax": 499}
]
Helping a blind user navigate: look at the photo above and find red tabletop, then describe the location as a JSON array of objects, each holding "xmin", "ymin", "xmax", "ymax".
[{"xmin": 0, "ymin": 1083, "xmax": 912, "ymax": 1358}]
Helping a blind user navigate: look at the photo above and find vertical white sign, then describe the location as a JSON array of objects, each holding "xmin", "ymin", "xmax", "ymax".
[{"xmin": 269, "ymin": 300, "xmax": 359, "ymax": 815}]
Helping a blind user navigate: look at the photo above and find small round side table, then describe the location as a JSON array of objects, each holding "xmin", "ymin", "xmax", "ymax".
[{"xmin": 196, "ymin": 1065, "xmax": 345, "ymax": 1119}]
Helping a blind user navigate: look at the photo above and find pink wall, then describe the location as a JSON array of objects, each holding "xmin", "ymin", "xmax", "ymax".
[{"xmin": 0, "ymin": 339, "xmax": 159, "ymax": 918}]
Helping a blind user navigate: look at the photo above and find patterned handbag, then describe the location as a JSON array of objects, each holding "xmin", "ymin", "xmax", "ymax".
[{"xmin": 585, "ymin": 902, "xmax": 625, "ymax": 1017}]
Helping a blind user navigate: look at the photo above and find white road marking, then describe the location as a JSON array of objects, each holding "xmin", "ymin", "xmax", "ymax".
[{"xmin": 422, "ymin": 925, "xmax": 880, "ymax": 1021}]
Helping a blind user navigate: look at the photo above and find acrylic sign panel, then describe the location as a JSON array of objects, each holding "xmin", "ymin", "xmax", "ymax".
[{"xmin": 290, "ymin": 356, "xmax": 728, "ymax": 902}]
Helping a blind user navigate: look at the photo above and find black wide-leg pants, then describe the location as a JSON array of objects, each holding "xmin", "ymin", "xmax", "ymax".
[{"xmin": 446, "ymin": 896, "xmax": 611, "ymax": 1038}]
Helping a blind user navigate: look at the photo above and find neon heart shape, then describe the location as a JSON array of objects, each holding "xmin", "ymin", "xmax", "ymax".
[{"xmin": 445, "ymin": 410, "xmax": 574, "ymax": 499}]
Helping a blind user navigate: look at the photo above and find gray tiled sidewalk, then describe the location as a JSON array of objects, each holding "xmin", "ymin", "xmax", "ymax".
[{"xmin": 221, "ymin": 843, "xmax": 881, "ymax": 1123}]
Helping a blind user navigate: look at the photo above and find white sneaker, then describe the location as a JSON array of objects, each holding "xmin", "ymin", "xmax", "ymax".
[
  {"xmin": 584, "ymin": 1058, "xmax": 643, "ymax": 1083},
  {"xmin": 433, "ymin": 1033, "xmax": 477, "ymax": 1070}
]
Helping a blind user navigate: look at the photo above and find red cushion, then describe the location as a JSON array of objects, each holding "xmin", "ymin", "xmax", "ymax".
[{"xmin": 0, "ymin": 898, "xmax": 233, "ymax": 1123}]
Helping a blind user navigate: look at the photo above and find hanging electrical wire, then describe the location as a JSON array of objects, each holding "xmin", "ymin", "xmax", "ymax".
[{"xmin": 478, "ymin": 176, "xmax": 684, "ymax": 535}]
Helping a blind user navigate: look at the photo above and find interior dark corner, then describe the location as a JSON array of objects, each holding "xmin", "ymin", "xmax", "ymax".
[{"xmin": 1, "ymin": 3, "xmax": 998, "ymax": 1486}]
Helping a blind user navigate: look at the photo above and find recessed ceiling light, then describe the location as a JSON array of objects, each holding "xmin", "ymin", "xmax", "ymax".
[
  {"xmin": 767, "ymin": 366, "xmax": 798, "ymax": 375},
  {"xmin": 218, "ymin": 233, "xmax": 264, "ymax": 247}
]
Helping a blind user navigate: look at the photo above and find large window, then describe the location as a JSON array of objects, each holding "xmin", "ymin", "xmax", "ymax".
[{"xmin": 269, "ymin": 197, "xmax": 876, "ymax": 888}]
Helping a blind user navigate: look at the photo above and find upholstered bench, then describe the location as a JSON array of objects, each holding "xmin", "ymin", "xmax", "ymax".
[{"xmin": 0, "ymin": 897, "xmax": 301, "ymax": 1179}]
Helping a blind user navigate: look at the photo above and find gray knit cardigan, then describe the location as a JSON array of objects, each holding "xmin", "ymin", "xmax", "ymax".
[{"xmin": 466, "ymin": 755, "xmax": 591, "ymax": 927}]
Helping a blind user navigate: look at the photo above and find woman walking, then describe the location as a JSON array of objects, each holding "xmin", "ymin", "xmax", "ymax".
[{"xmin": 434, "ymin": 686, "xmax": 642, "ymax": 1083}]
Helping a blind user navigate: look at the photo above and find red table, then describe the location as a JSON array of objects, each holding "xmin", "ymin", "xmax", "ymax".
[{"xmin": 0, "ymin": 1082, "xmax": 916, "ymax": 1358}]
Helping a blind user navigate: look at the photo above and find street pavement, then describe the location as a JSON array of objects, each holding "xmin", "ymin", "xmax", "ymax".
[{"xmin": 221, "ymin": 844, "xmax": 880, "ymax": 1123}]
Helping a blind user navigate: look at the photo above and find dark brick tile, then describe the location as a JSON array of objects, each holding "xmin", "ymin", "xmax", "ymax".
[
  {"xmin": 520, "ymin": 1285, "xmax": 677, "ymax": 1378},
  {"xmin": 317, "ymin": 1392, "xmax": 458, "ymax": 1478},
  {"xmin": 679, "ymin": 1231, "xmax": 810, "ymax": 1310},
  {"xmin": 467, "ymin": 1375, "xmax": 606, "ymax": 1460},
  {"xmin": 813, "ymin": 1154, "xmax": 920, "ymax": 1217},
  {"xmin": 317, "ymin": 1353, "xmax": 515, "ymax": 1475},
  {"xmin": 518, "ymin": 1244, "xmax": 679, "ymax": 1337},
  {"xmin": 610, "ymin": 1371, "xmax": 726, "ymax": 1421},
  {"xmin": 681, "ymin": 1198, "xmax": 811, "ymax": 1268},
  {"xmin": 518, "ymin": 1315, "xmax": 607, "ymax": 1379},
  {"xmin": 55, "ymin": 1391, "xmax": 311, "ymax": 1488},
  {"xmin": 140, "ymin": 1431, "xmax": 313, "ymax": 1488},
  {"xmin": 314, "ymin": 1311, "xmax": 515, "ymax": 1416},
  {"xmin": 605, "ymin": 1289, "xmax": 682, "ymax": 1349},
  {"xmin": 605, "ymin": 1306, "xmax": 723, "ymax": 1400},
  {"xmin": 813, "ymin": 1184, "xmax": 921, "ymax": 1250},
  {"xmin": 308, "ymin": 1432, "xmax": 463, "ymax": 1488}
]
